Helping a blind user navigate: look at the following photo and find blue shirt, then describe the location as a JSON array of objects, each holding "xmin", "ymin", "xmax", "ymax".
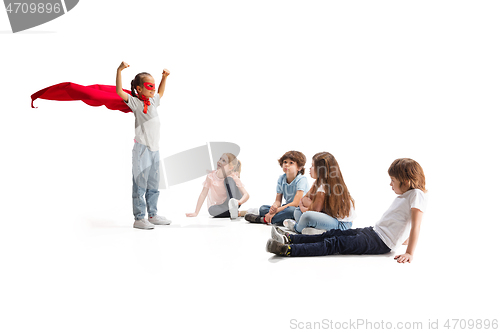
[{"xmin": 276, "ymin": 174, "xmax": 309, "ymax": 204}]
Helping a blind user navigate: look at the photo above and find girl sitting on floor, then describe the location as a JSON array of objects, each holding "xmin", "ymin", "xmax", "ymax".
[
  {"xmin": 283, "ymin": 152, "xmax": 355, "ymax": 234},
  {"xmin": 186, "ymin": 153, "xmax": 249, "ymax": 219},
  {"xmin": 267, "ymin": 158, "xmax": 427, "ymax": 264}
]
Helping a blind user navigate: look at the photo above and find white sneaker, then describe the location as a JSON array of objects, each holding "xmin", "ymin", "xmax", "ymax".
[
  {"xmin": 148, "ymin": 215, "xmax": 172, "ymax": 225},
  {"xmin": 302, "ymin": 227, "xmax": 327, "ymax": 235},
  {"xmin": 246, "ymin": 207, "xmax": 259, "ymax": 215},
  {"xmin": 271, "ymin": 226, "xmax": 291, "ymax": 244},
  {"xmin": 283, "ymin": 219, "xmax": 296, "ymax": 231},
  {"xmin": 133, "ymin": 218, "xmax": 155, "ymax": 230},
  {"xmin": 228, "ymin": 198, "xmax": 239, "ymax": 219}
]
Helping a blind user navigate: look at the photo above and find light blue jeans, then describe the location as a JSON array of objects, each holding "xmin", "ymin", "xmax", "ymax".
[
  {"xmin": 293, "ymin": 207, "xmax": 352, "ymax": 233},
  {"xmin": 132, "ymin": 142, "xmax": 160, "ymax": 220}
]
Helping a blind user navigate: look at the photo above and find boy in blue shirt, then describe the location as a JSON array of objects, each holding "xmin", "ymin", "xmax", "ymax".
[{"xmin": 245, "ymin": 151, "xmax": 309, "ymax": 225}]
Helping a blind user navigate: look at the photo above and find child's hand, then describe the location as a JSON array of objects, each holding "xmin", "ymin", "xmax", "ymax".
[
  {"xmin": 270, "ymin": 202, "xmax": 280, "ymax": 214},
  {"xmin": 301, "ymin": 196, "xmax": 312, "ymax": 207},
  {"xmin": 394, "ymin": 253, "xmax": 413, "ymax": 263},
  {"xmin": 264, "ymin": 213, "xmax": 274, "ymax": 225},
  {"xmin": 162, "ymin": 69, "xmax": 170, "ymax": 78},
  {"xmin": 118, "ymin": 61, "xmax": 129, "ymax": 71},
  {"xmin": 299, "ymin": 197, "xmax": 311, "ymax": 212},
  {"xmin": 186, "ymin": 212, "xmax": 198, "ymax": 217}
]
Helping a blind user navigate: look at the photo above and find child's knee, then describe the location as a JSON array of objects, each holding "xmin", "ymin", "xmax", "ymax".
[{"xmin": 259, "ymin": 206, "xmax": 269, "ymax": 216}]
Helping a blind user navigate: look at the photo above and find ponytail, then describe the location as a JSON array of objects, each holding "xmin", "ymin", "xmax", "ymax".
[
  {"xmin": 130, "ymin": 79, "xmax": 137, "ymax": 97},
  {"xmin": 234, "ymin": 160, "xmax": 242, "ymax": 174},
  {"xmin": 225, "ymin": 153, "xmax": 241, "ymax": 175}
]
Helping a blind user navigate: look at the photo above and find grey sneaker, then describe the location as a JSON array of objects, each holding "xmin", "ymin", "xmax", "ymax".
[
  {"xmin": 283, "ymin": 219, "xmax": 296, "ymax": 231},
  {"xmin": 245, "ymin": 214, "xmax": 263, "ymax": 223},
  {"xmin": 271, "ymin": 226, "xmax": 291, "ymax": 244},
  {"xmin": 148, "ymin": 215, "xmax": 172, "ymax": 225},
  {"xmin": 266, "ymin": 239, "xmax": 290, "ymax": 256},
  {"xmin": 133, "ymin": 218, "xmax": 155, "ymax": 230},
  {"xmin": 228, "ymin": 198, "xmax": 239, "ymax": 219}
]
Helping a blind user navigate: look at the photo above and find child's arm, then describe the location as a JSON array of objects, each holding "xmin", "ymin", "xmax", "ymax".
[
  {"xmin": 186, "ymin": 187, "xmax": 209, "ymax": 217},
  {"xmin": 394, "ymin": 208, "xmax": 423, "ymax": 263},
  {"xmin": 116, "ymin": 61, "xmax": 130, "ymax": 102},
  {"xmin": 298, "ymin": 187, "xmax": 314, "ymax": 212},
  {"xmin": 269, "ymin": 193, "xmax": 283, "ymax": 214},
  {"xmin": 237, "ymin": 187, "xmax": 250, "ymax": 205},
  {"xmin": 275, "ymin": 190, "xmax": 304, "ymax": 213},
  {"xmin": 308, "ymin": 192, "xmax": 325, "ymax": 212},
  {"xmin": 157, "ymin": 69, "xmax": 170, "ymax": 98}
]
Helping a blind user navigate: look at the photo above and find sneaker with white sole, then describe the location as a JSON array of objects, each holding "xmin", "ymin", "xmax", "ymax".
[
  {"xmin": 266, "ymin": 239, "xmax": 290, "ymax": 256},
  {"xmin": 245, "ymin": 213, "xmax": 263, "ymax": 223},
  {"xmin": 133, "ymin": 218, "xmax": 155, "ymax": 229},
  {"xmin": 228, "ymin": 198, "xmax": 239, "ymax": 219},
  {"xmin": 271, "ymin": 226, "xmax": 291, "ymax": 244},
  {"xmin": 148, "ymin": 215, "xmax": 172, "ymax": 225},
  {"xmin": 302, "ymin": 227, "xmax": 327, "ymax": 235},
  {"xmin": 283, "ymin": 219, "xmax": 296, "ymax": 232}
]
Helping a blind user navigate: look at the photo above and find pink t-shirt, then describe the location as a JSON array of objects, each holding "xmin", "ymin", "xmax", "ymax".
[{"xmin": 202, "ymin": 170, "xmax": 244, "ymax": 208}]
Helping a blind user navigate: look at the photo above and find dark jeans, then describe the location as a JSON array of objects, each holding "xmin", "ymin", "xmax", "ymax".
[
  {"xmin": 289, "ymin": 227, "xmax": 391, "ymax": 257},
  {"xmin": 209, "ymin": 177, "xmax": 242, "ymax": 218},
  {"xmin": 259, "ymin": 205, "xmax": 296, "ymax": 226}
]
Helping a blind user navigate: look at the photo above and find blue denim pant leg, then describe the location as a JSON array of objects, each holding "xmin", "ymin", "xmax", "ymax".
[
  {"xmin": 132, "ymin": 175, "xmax": 146, "ymax": 220},
  {"xmin": 132, "ymin": 142, "xmax": 160, "ymax": 220},
  {"xmin": 289, "ymin": 227, "xmax": 391, "ymax": 257},
  {"xmin": 259, "ymin": 205, "xmax": 296, "ymax": 225},
  {"xmin": 145, "ymin": 150, "xmax": 160, "ymax": 218},
  {"xmin": 294, "ymin": 211, "xmax": 352, "ymax": 233},
  {"xmin": 259, "ymin": 205, "xmax": 271, "ymax": 217},
  {"xmin": 271, "ymin": 206, "xmax": 296, "ymax": 225},
  {"xmin": 293, "ymin": 207, "xmax": 303, "ymax": 221}
]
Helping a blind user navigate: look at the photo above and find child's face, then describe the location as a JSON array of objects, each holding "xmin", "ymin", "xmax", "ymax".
[
  {"xmin": 390, "ymin": 176, "xmax": 409, "ymax": 195},
  {"xmin": 282, "ymin": 159, "xmax": 300, "ymax": 176},
  {"xmin": 217, "ymin": 154, "xmax": 232, "ymax": 172},
  {"xmin": 136, "ymin": 76, "xmax": 156, "ymax": 99},
  {"xmin": 309, "ymin": 161, "xmax": 317, "ymax": 179}
]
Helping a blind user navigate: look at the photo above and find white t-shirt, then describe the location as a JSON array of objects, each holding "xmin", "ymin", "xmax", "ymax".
[
  {"xmin": 316, "ymin": 185, "xmax": 357, "ymax": 222},
  {"xmin": 373, "ymin": 189, "xmax": 427, "ymax": 249},
  {"xmin": 125, "ymin": 93, "xmax": 161, "ymax": 151}
]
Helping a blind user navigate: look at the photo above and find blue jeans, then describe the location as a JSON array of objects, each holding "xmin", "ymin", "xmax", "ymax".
[
  {"xmin": 259, "ymin": 205, "xmax": 296, "ymax": 225},
  {"xmin": 132, "ymin": 142, "xmax": 160, "ymax": 220},
  {"xmin": 293, "ymin": 209, "xmax": 352, "ymax": 233},
  {"xmin": 289, "ymin": 227, "xmax": 391, "ymax": 257}
]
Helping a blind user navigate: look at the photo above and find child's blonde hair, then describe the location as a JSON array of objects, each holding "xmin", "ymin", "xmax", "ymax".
[
  {"xmin": 225, "ymin": 153, "xmax": 241, "ymax": 174},
  {"xmin": 388, "ymin": 158, "xmax": 427, "ymax": 192}
]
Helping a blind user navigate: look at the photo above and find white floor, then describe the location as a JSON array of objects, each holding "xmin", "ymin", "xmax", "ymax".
[{"xmin": 3, "ymin": 202, "xmax": 499, "ymax": 332}]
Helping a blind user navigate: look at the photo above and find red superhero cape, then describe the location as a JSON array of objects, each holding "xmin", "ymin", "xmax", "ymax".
[{"xmin": 31, "ymin": 82, "xmax": 132, "ymax": 113}]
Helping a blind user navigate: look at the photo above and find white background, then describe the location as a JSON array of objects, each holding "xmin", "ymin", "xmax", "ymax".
[{"xmin": 1, "ymin": 1, "xmax": 499, "ymax": 332}]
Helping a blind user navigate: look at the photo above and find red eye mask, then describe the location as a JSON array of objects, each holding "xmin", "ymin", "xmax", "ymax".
[{"xmin": 143, "ymin": 82, "xmax": 155, "ymax": 90}]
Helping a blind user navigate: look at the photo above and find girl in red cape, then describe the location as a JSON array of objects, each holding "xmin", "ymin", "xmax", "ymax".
[
  {"xmin": 116, "ymin": 61, "xmax": 172, "ymax": 230},
  {"xmin": 31, "ymin": 62, "xmax": 173, "ymax": 229}
]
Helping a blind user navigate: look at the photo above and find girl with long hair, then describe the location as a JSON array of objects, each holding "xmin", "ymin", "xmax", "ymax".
[{"xmin": 283, "ymin": 152, "xmax": 355, "ymax": 234}]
